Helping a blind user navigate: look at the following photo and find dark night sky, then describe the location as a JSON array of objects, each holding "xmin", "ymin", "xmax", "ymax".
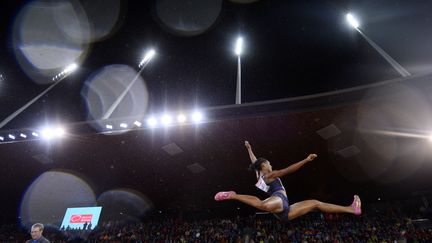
[{"xmin": 1, "ymin": 0, "xmax": 432, "ymax": 130}]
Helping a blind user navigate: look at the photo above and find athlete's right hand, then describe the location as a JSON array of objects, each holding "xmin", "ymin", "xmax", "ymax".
[
  {"xmin": 306, "ymin": 154, "xmax": 318, "ymax": 161},
  {"xmin": 245, "ymin": 141, "xmax": 251, "ymax": 150}
]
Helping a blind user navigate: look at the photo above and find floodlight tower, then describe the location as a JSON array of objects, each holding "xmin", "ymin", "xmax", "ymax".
[
  {"xmin": 235, "ymin": 37, "xmax": 243, "ymax": 104},
  {"xmin": 102, "ymin": 49, "xmax": 156, "ymax": 119},
  {"xmin": 346, "ymin": 13, "xmax": 410, "ymax": 77}
]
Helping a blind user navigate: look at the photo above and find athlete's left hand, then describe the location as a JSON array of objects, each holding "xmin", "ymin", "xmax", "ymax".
[{"xmin": 306, "ymin": 154, "xmax": 317, "ymax": 161}]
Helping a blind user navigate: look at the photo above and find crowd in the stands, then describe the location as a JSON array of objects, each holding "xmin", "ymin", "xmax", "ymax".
[{"xmin": 2, "ymin": 198, "xmax": 431, "ymax": 242}]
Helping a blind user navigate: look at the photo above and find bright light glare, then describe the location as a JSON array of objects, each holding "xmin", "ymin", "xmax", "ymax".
[
  {"xmin": 106, "ymin": 124, "xmax": 113, "ymax": 130},
  {"xmin": 55, "ymin": 127, "xmax": 65, "ymax": 137},
  {"xmin": 346, "ymin": 13, "xmax": 360, "ymax": 28},
  {"xmin": 32, "ymin": 132, "xmax": 39, "ymax": 137},
  {"xmin": 42, "ymin": 128, "xmax": 53, "ymax": 139},
  {"xmin": 0, "ymin": 136, "xmax": 3, "ymax": 141},
  {"xmin": 41, "ymin": 126, "xmax": 65, "ymax": 140},
  {"xmin": 120, "ymin": 123, "xmax": 128, "ymax": 128},
  {"xmin": 8, "ymin": 134, "xmax": 15, "ymax": 140},
  {"xmin": 177, "ymin": 114, "xmax": 186, "ymax": 123},
  {"xmin": 20, "ymin": 133, "xmax": 27, "ymax": 138},
  {"xmin": 147, "ymin": 117, "xmax": 158, "ymax": 127},
  {"xmin": 235, "ymin": 37, "xmax": 243, "ymax": 56},
  {"xmin": 161, "ymin": 114, "xmax": 173, "ymax": 125},
  {"xmin": 192, "ymin": 111, "xmax": 203, "ymax": 123},
  {"xmin": 63, "ymin": 63, "xmax": 78, "ymax": 73},
  {"xmin": 139, "ymin": 49, "xmax": 156, "ymax": 67}
]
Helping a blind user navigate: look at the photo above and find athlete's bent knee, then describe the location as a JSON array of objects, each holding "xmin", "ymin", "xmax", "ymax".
[{"xmin": 312, "ymin": 200, "xmax": 321, "ymax": 209}]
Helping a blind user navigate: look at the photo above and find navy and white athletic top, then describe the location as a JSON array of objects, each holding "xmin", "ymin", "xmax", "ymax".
[{"xmin": 256, "ymin": 176, "xmax": 286, "ymax": 195}]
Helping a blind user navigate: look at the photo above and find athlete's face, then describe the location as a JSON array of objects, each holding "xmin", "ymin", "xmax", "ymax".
[{"xmin": 261, "ymin": 161, "xmax": 272, "ymax": 171}]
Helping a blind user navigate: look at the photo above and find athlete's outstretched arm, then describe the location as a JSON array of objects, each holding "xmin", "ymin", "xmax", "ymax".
[
  {"xmin": 245, "ymin": 141, "xmax": 259, "ymax": 179},
  {"xmin": 268, "ymin": 154, "xmax": 317, "ymax": 179}
]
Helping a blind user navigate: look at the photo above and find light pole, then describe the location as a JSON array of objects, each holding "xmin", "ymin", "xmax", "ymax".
[
  {"xmin": 102, "ymin": 49, "xmax": 155, "ymax": 120},
  {"xmin": 0, "ymin": 63, "xmax": 78, "ymax": 129},
  {"xmin": 346, "ymin": 13, "xmax": 411, "ymax": 77},
  {"xmin": 235, "ymin": 37, "xmax": 243, "ymax": 104}
]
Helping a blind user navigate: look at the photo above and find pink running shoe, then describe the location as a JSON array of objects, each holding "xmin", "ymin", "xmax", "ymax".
[
  {"xmin": 214, "ymin": 191, "xmax": 236, "ymax": 201},
  {"xmin": 351, "ymin": 195, "xmax": 362, "ymax": 215}
]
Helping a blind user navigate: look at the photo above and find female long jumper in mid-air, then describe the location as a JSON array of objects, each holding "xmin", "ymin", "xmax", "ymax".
[{"xmin": 214, "ymin": 141, "xmax": 362, "ymax": 221}]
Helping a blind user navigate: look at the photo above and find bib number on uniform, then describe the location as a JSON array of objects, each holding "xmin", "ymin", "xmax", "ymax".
[{"xmin": 255, "ymin": 177, "xmax": 269, "ymax": 192}]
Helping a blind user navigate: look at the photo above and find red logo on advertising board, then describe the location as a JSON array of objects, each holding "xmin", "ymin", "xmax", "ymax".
[{"xmin": 70, "ymin": 214, "xmax": 93, "ymax": 223}]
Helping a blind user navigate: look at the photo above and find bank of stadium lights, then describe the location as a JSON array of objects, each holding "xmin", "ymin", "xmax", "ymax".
[
  {"xmin": 52, "ymin": 63, "xmax": 78, "ymax": 81},
  {"xmin": 104, "ymin": 111, "xmax": 205, "ymax": 132},
  {"xmin": 0, "ymin": 129, "xmax": 39, "ymax": 143},
  {"xmin": 2, "ymin": 128, "xmax": 58, "ymax": 143},
  {"xmin": 0, "ymin": 110, "xmax": 205, "ymax": 143}
]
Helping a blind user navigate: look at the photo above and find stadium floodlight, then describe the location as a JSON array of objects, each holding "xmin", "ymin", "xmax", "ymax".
[
  {"xmin": 177, "ymin": 114, "xmax": 186, "ymax": 123},
  {"xmin": 20, "ymin": 133, "xmax": 27, "ymax": 138},
  {"xmin": 346, "ymin": 13, "xmax": 360, "ymax": 29},
  {"xmin": 134, "ymin": 121, "xmax": 142, "ymax": 127},
  {"xmin": 161, "ymin": 114, "xmax": 173, "ymax": 126},
  {"xmin": 52, "ymin": 63, "xmax": 78, "ymax": 81},
  {"xmin": 106, "ymin": 124, "xmax": 113, "ymax": 130},
  {"xmin": 235, "ymin": 37, "xmax": 243, "ymax": 56},
  {"xmin": 120, "ymin": 123, "xmax": 128, "ymax": 128},
  {"xmin": 234, "ymin": 37, "xmax": 244, "ymax": 104},
  {"xmin": 32, "ymin": 132, "xmax": 39, "ymax": 137},
  {"xmin": 139, "ymin": 49, "xmax": 156, "ymax": 68},
  {"xmin": 63, "ymin": 63, "xmax": 78, "ymax": 73},
  {"xmin": 41, "ymin": 126, "xmax": 65, "ymax": 140},
  {"xmin": 55, "ymin": 127, "xmax": 65, "ymax": 137},
  {"xmin": 8, "ymin": 134, "xmax": 15, "ymax": 140},
  {"xmin": 147, "ymin": 117, "xmax": 158, "ymax": 127},
  {"xmin": 192, "ymin": 111, "xmax": 203, "ymax": 123},
  {"xmin": 41, "ymin": 128, "xmax": 54, "ymax": 139}
]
